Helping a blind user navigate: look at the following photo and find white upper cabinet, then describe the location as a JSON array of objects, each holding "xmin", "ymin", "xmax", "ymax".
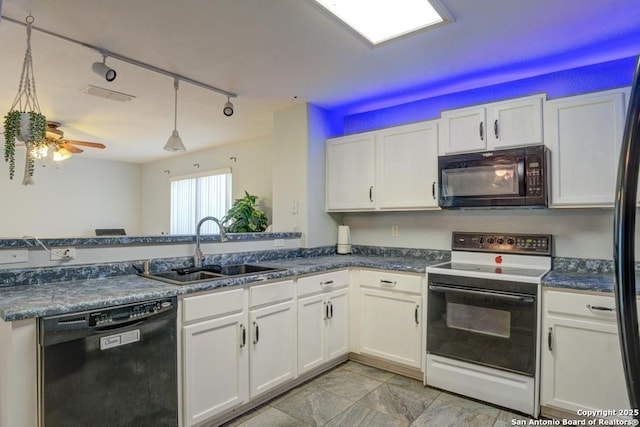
[
  {"xmin": 377, "ymin": 121, "xmax": 439, "ymax": 209},
  {"xmin": 491, "ymin": 96, "xmax": 544, "ymax": 149},
  {"xmin": 326, "ymin": 120, "xmax": 439, "ymax": 212},
  {"xmin": 440, "ymin": 106, "xmax": 487, "ymax": 154},
  {"xmin": 326, "ymin": 132, "xmax": 376, "ymax": 211},
  {"xmin": 545, "ymin": 88, "xmax": 629, "ymax": 207},
  {"xmin": 439, "ymin": 95, "xmax": 545, "ymax": 155}
]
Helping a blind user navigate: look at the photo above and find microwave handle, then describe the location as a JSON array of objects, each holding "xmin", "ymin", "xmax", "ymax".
[{"xmin": 518, "ymin": 158, "xmax": 526, "ymax": 196}]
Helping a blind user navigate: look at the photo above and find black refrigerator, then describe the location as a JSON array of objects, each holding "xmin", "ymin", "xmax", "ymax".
[{"xmin": 614, "ymin": 54, "xmax": 640, "ymax": 417}]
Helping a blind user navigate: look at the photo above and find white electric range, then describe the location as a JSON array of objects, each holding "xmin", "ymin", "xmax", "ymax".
[{"xmin": 425, "ymin": 231, "xmax": 552, "ymax": 417}]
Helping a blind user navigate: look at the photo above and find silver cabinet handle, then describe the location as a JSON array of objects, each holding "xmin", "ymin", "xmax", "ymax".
[
  {"xmin": 414, "ymin": 304, "xmax": 420, "ymax": 325},
  {"xmin": 253, "ymin": 321, "xmax": 259, "ymax": 344},
  {"xmin": 548, "ymin": 327, "xmax": 553, "ymax": 352},
  {"xmin": 240, "ymin": 324, "xmax": 246, "ymax": 348},
  {"xmin": 494, "ymin": 119, "xmax": 499, "ymax": 139},
  {"xmin": 431, "ymin": 181, "xmax": 436, "ymax": 200},
  {"xmin": 329, "ymin": 301, "xmax": 334, "ymax": 319},
  {"xmin": 380, "ymin": 279, "xmax": 397, "ymax": 287},
  {"xmin": 479, "ymin": 121, "xmax": 484, "ymax": 141},
  {"xmin": 587, "ymin": 304, "xmax": 615, "ymax": 312},
  {"xmin": 320, "ymin": 280, "xmax": 334, "ymax": 287},
  {"xmin": 369, "ymin": 186, "xmax": 374, "ymax": 202}
]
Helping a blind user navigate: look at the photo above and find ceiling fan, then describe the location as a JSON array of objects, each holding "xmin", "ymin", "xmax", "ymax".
[{"xmin": 45, "ymin": 121, "xmax": 106, "ymax": 155}]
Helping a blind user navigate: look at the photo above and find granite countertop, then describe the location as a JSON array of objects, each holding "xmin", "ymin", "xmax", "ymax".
[
  {"xmin": 541, "ymin": 257, "xmax": 640, "ymax": 294},
  {"xmin": 0, "ymin": 254, "xmax": 441, "ymax": 322}
]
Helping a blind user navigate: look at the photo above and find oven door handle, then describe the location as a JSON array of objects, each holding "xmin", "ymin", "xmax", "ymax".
[{"xmin": 428, "ymin": 284, "xmax": 535, "ymax": 303}]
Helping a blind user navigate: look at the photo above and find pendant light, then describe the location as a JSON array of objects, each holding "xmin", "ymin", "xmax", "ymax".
[{"xmin": 164, "ymin": 78, "xmax": 187, "ymax": 152}]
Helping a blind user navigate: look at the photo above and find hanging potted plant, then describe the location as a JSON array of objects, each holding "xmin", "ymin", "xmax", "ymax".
[{"xmin": 3, "ymin": 15, "xmax": 47, "ymax": 185}]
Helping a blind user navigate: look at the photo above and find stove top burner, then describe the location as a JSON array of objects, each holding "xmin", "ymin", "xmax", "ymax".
[{"xmin": 432, "ymin": 262, "xmax": 549, "ymax": 278}]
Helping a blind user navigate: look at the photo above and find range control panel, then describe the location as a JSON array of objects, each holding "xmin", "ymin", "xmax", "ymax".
[{"xmin": 452, "ymin": 232, "xmax": 552, "ymax": 256}]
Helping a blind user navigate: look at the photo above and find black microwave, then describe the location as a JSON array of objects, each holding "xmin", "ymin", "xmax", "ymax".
[{"xmin": 438, "ymin": 145, "xmax": 548, "ymax": 208}]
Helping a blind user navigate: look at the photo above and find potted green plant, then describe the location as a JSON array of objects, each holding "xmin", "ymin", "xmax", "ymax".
[
  {"xmin": 3, "ymin": 15, "xmax": 48, "ymax": 185},
  {"xmin": 222, "ymin": 191, "xmax": 269, "ymax": 233}
]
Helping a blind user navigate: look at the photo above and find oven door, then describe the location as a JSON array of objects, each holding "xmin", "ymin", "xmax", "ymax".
[
  {"xmin": 427, "ymin": 274, "xmax": 537, "ymax": 376},
  {"xmin": 438, "ymin": 150, "xmax": 525, "ymax": 208}
]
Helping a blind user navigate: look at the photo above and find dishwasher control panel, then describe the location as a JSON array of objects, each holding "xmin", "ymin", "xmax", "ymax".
[{"xmin": 89, "ymin": 298, "xmax": 175, "ymax": 326}]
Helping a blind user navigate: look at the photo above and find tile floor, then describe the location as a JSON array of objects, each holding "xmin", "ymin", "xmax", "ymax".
[{"xmin": 222, "ymin": 361, "xmax": 534, "ymax": 427}]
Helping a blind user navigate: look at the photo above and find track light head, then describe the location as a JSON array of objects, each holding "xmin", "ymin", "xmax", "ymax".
[
  {"xmin": 223, "ymin": 98, "xmax": 234, "ymax": 117},
  {"xmin": 92, "ymin": 57, "xmax": 116, "ymax": 82}
]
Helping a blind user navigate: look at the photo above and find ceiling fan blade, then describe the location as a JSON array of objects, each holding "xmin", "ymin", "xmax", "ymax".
[
  {"xmin": 60, "ymin": 142, "xmax": 84, "ymax": 153},
  {"xmin": 67, "ymin": 140, "xmax": 106, "ymax": 149}
]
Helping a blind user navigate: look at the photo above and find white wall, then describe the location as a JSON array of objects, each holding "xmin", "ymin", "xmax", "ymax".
[
  {"xmin": 0, "ymin": 155, "xmax": 141, "ymax": 237},
  {"xmin": 272, "ymin": 104, "xmax": 308, "ymax": 239},
  {"xmin": 140, "ymin": 135, "xmax": 273, "ymax": 235},
  {"xmin": 344, "ymin": 208, "xmax": 636, "ymax": 260}
]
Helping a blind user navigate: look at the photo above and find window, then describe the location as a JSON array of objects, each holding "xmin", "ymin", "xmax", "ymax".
[{"xmin": 170, "ymin": 168, "xmax": 232, "ymax": 235}]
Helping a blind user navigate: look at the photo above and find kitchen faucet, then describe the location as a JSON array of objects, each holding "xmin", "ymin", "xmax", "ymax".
[{"xmin": 194, "ymin": 216, "xmax": 227, "ymax": 268}]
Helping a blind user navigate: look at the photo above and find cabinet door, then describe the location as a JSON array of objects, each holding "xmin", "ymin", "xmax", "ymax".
[
  {"xmin": 183, "ymin": 312, "xmax": 248, "ymax": 426},
  {"xmin": 359, "ymin": 288, "xmax": 422, "ymax": 368},
  {"xmin": 326, "ymin": 288, "xmax": 349, "ymax": 360},
  {"xmin": 249, "ymin": 300, "xmax": 297, "ymax": 398},
  {"xmin": 326, "ymin": 133, "xmax": 376, "ymax": 211},
  {"xmin": 377, "ymin": 121, "xmax": 439, "ymax": 209},
  {"xmin": 545, "ymin": 89, "xmax": 628, "ymax": 207},
  {"xmin": 540, "ymin": 291, "xmax": 632, "ymax": 414},
  {"xmin": 297, "ymin": 293, "xmax": 327, "ymax": 374},
  {"xmin": 439, "ymin": 106, "xmax": 487, "ymax": 154},
  {"xmin": 490, "ymin": 95, "xmax": 543, "ymax": 149},
  {"xmin": 541, "ymin": 316, "xmax": 629, "ymax": 412}
]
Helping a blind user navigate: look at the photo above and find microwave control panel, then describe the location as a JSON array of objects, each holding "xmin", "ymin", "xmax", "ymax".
[
  {"xmin": 452, "ymin": 231, "xmax": 552, "ymax": 255},
  {"xmin": 525, "ymin": 151, "xmax": 545, "ymax": 197}
]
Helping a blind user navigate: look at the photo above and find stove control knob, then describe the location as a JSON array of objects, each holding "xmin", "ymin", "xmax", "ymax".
[
  {"xmin": 487, "ymin": 237, "xmax": 494, "ymax": 244},
  {"xmin": 478, "ymin": 237, "xmax": 484, "ymax": 244},
  {"xmin": 497, "ymin": 238, "xmax": 504, "ymax": 245},
  {"xmin": 507, "ymin": 238, "xmax": 515, "ymax": 245}
]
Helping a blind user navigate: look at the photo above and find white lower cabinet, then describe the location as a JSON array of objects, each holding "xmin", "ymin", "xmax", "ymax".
[
  {"xmin": 540, "ymin": 290, "xmax": 632, "ymax": 416},
  {"xmin": 355, "ymin": 270, "xmax": 423, "ymax": 369},
  {"xmin": 182, "ymin": 288, "xmax": 249, "ymax": 427},
  {"xmin": 297, "ymin": 270, "xmax": 350, "ymax": 374},
  {"xmin": 249, "ymin": 280, "xmax": 297, "ymax": 398}
]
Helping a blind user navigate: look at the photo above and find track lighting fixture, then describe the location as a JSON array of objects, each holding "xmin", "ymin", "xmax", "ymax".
[
  {"xmin": 223, "ymin": 97, "xmax": 234, "ymax": 117},
  {"xmin": 92, "ymin": 55, "xmax": 117, "ymax": 82},
  {"xmin": 164, "ymin": 78, "xmax": 187, "ymax": 152}
]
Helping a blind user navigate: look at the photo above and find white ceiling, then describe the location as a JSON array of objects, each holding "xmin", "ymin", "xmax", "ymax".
[{"xmin": 0, "ymin": 0, "xmax": 639, "ymax": 164}]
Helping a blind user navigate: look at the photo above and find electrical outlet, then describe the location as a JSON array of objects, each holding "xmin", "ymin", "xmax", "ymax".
[
  {"xmin": 0, "ymin": 249, "xmax": 28, "ymax": 264},
  {"xmin": 391, "ymin": 225, "xmax": 399, "ymax": 237},
  {"xmin": 50, "ymin": 247, "xmax": 76, "ymax": 261}
]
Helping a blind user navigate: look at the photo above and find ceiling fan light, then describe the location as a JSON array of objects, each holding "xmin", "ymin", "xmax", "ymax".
[
  {"xmin": 164, "ymin": 129, "xmax": 186, "ymax": 152},
  {"xmin": 53, "ymin": 147, "xmax": 72, "ymax": 161}
]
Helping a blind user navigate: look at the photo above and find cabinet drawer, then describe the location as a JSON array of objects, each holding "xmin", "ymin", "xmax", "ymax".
[
  {"xmin": 298, "ymin": 270, "xmax": 349, "ymax": 297},
  {"xmin": 183, "ymin": 288, "xmax": 245, "ymax": 323},
  {"xmin": 359, "ymin": 270, "xmax": 423, "ymax": 294},
  {"xmin": 250, "ymin": 280, "xmax": 295, "ymax": 308},
  {"xmin": 544, "ymin": 290, "xmax": 618, "ymax": 322}
]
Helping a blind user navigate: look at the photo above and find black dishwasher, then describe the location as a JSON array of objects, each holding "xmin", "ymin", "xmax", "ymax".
[{"xmin": 39, "ymin": 297, "xmax": 178, "ymax": 427}]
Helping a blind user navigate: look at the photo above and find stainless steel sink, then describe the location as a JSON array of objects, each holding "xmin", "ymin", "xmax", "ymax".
[
  {"xmin": 141, "ymin": 264, "xmax": 284, "ymax": 285},
  {"xmin": 217, "ymin": 264, "xmax": 282, "ymax": 276},
  {"xmin": 143, "ymin": 270, "xmax": 227, "ymax": 285}
]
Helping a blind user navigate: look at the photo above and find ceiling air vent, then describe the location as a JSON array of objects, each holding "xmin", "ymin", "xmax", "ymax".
[{"xmin": 82, "ymin": 85, "xmax": 136, "ymax": 102}]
